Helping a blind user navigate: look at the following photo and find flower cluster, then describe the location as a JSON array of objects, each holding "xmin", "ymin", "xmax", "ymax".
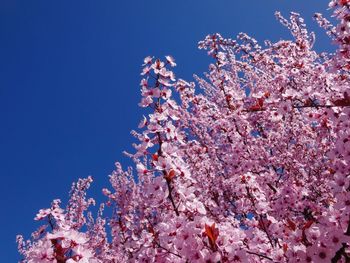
[{"xmin": 17, "ymin": 177, "xmax": 108, "ymax": 262}]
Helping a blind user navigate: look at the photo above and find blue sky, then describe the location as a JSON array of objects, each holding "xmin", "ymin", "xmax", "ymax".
[{"xmin": 0, "ymin": 0, "xmax": 331, "ymax": 261}]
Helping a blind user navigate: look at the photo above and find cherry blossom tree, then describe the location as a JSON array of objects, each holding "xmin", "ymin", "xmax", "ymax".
[{"xmin": 17, "ymin": 1, "xmax": 350, "ymax": 262}]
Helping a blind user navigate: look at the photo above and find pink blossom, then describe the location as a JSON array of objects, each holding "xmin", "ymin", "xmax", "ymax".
[
  {"xmin": 142, "ymin": 56, "xmax": 153, "ymax": 66},
  {"xmin": 165, "ymin": 55, "xmax": 176, "ymax": 67}
]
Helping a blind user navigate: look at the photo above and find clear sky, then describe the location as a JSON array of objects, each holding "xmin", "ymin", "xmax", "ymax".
[{"xmin": 0, "ymin": 0, "xmax": 331, "ymax": 261}]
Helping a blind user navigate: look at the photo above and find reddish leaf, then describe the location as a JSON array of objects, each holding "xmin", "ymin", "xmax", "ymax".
[
  {"xmin": 328, "ymin": 168, "xmax": 336, "ymax": 174},
  {"xmin": 257, "ymin": 98, "xmax": 264, "ymax": 107},
  {"xmin": 340, "ymin": 0, "xmax": 350, "ymax": 6},
  {"xmin": 286, "ymin": 218, "xmax": 296, "ymax": 231},
  {"xmin": 304, "ymin": 98, "xmax": 314, "ymax": 107},
  {"xmin": 152, "ymin": 154, "xmax": 158, "ymax": 161},
  {"xmin": 168, "ymin": 170, "xmax": 176, "ymax": 179},
  {"xmin": 164, "ymin": 169, "xmax": 176, "ymax": 181},
  {"xmin": 321, "ymin": 117, "xmax": 329, "ymax": 128},
  {"xmin": 333, "ymin": 98, "xmax": 350, "ymax": 106},
  {"xmin": 302, "ymin": 220, "xmax": 314, "ymax": 230},
  {"xmin": 249, "ymin": 98, "xmax": 264, "ymax": 111},
  {"xmin": 204, "ymin": 223, "xmax": 219, "ymax": 249}
]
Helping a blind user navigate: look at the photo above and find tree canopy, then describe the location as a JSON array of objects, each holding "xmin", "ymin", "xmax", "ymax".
[{"xmin": 17, "ymin": 1, "xmax": 350, "ymax": 262}]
